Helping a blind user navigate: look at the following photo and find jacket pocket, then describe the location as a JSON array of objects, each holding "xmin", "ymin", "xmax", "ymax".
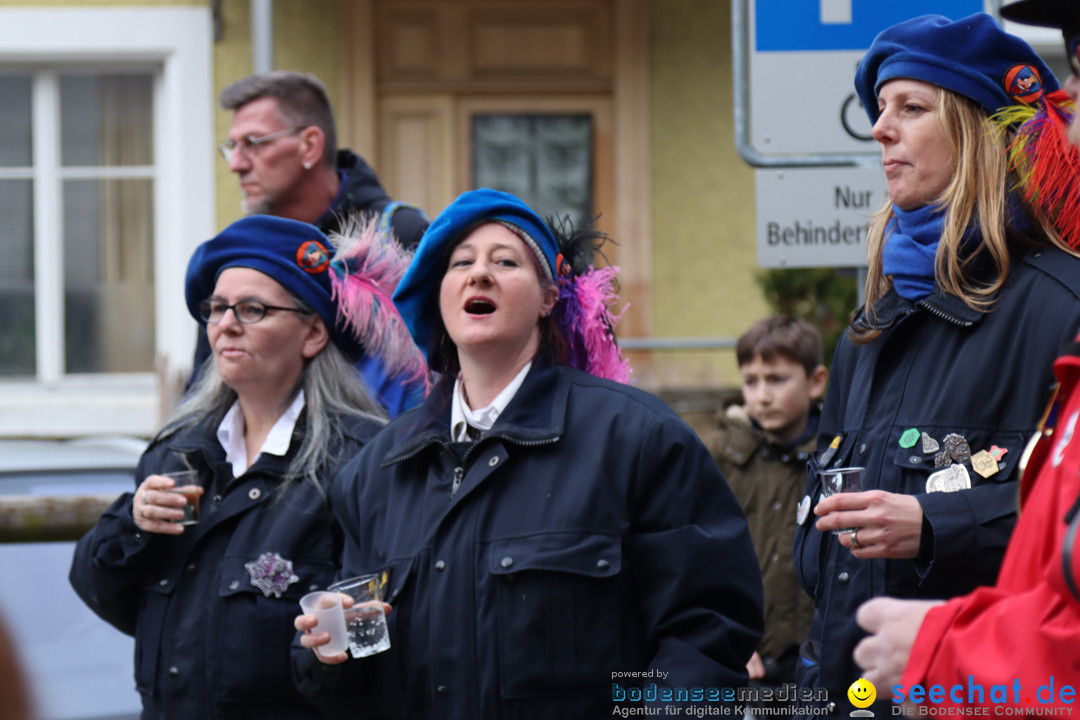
[
  {"xmin": 213, "ymin": 555, "xmax": 333, "ymax": 703},
  {"xmin": 488, "ymin": 531, "xmax": 622, "ymax": 699}
]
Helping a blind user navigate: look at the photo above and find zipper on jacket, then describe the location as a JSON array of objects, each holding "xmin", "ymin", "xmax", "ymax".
[
  {"xmin": 915, "ymin": 298, "xmax": 975, "ymax": 327},
  {"xmin": 451, "ymin": 467, "xmax": 464, "ymax": 497}
]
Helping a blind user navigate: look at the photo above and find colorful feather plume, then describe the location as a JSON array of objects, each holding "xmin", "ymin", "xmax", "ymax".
[
  {"xmin": 328, "ymin": 217, "xmax": 430, "ymax": 392},
  {"xmin": 547, "ymin": 217, "xmax": 632, "ymax": 384},
  {"xmin": 993, "ymin": 89, "xmax": 1080, "ymax": 249}
]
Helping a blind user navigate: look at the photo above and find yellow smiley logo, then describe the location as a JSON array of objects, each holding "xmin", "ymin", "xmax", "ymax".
[{"xmin": 848, "ymin": 678, "xmax": 876, "ymax": 708}]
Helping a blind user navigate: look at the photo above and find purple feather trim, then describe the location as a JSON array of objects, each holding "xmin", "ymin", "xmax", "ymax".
[
  {"xmin": 554, "ymin": 265, "xmax": 631, "ymax": 383},
  {"xmin": 328, "ymin": 218, "xmax": 430, "ymax": 392}
]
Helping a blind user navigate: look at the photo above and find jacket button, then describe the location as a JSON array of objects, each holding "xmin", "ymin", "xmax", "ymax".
[
  {"xmin": 168, "ymin": 666, "xmax": 179, "ymax": 676},
  {"xmin": 133, "ymin": 532, "xmax": 143, "ymax": 543},
  {"xmin": 435, "ymin": 560, "xmax": 446, "ymax": 572},
  {"xmin": 500, "ymin": 557, "xmax": 513, "ymax": 568},
  {"xmin": 838, "ymin": 572, "xmax": 850, "ymax": 584},
  {"xmin": 596, "ymin": 559, "xmax": 609, "ymax": 570},
  {"xmin": 771, "ymin": 553, "xmax": 779, "ymax": 563},
  {"xmin": 858, "ymin": 443, "xmax": 867, "ymax": 454},
  {"xmin": 158, "ymin": 579, "xmax": 169, "ymax": 587},
  {"xmin": 488, "ymin": 456, "xmax": 499, "ymax": 467},
  {"xmin": 436, "ymin": 685, "xmax": 449, "ymax": 696},
  {"xmin": 229, "ymin": 580, "xmax": 240, "ymax": 590},
  {"xmin": 248, "ymin": 488, "xmax": 261, "ymax": 500},
  {"xmin": 772, "ymin": 501, "xmax": 782, "ymax": 511}
]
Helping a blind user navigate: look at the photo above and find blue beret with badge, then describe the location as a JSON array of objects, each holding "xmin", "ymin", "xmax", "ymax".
[
  {"xmin": 854, "ymin": 12, "xmax": 1058, "ymax": 125},
  {"xmin": 185, "ymin": 215, "xmax": 364, "ymax": 361}
]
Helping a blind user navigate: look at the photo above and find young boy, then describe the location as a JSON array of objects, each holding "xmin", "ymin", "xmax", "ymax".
[{"xmin": 704, "ymin": 315, "xmax": 827, "ymax": 690}]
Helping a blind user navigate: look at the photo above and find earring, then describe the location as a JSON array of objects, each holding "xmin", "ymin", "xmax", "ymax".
[{"xmin": 303, "ymin": 162, "xmax": 312, "ymax": 170}]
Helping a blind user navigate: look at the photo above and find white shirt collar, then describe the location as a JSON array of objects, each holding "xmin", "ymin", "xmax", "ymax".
[
  {"xmin": 451, "ymin": 362, "xmax": 531, "ymax": 442},
  {"xmin": 217, "ymin": 390, "xmax": 306, "ymax": 478}
]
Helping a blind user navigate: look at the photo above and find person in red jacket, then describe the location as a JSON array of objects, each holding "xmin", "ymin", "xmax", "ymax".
[{"xmin": 853, "ymin": 1, "xmax": 1080, "ymax": 710}]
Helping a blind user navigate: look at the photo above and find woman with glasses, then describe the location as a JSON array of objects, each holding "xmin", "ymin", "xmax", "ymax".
[
  {"xmin": 792, "ymin": 13, "xmax": 1080, "ymax": 715},
  {"xmin": 70, "ymin": 215, "xmax": 420, "ymax": 719}
]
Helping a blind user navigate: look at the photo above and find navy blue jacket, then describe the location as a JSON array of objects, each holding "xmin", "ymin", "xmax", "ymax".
[
  {"xmin": 793, "ymin": 247, "xmax": 1080, "ymax": 714},
  {"xmin": 293, "ymin": 361, "xmax": 764, "ymax": 719},
  {"xmin": 70, "ymin": 411, "xmax": 379, "ymax": 720}
]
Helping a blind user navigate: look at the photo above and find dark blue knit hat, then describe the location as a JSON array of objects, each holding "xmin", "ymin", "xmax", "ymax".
[
  {"xmin": 392, "ymin": 188, "xmax": 564, "ymax": 366},
  {"xmin": 854, "ymin": 13, "xmax": 1058, "ymax": 125},
  {"xmin": 185, "ymin": 215, "xmax": 363, "ymax": 360}
]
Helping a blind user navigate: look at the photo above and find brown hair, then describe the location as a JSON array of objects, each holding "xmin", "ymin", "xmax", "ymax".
[
  {"xmin": 736, "ymin": 315, "xmax": 823, "ymax": 376},
  {"xmin": 219, "ymin": 71, "xmax": 337, "ymax": 167}
]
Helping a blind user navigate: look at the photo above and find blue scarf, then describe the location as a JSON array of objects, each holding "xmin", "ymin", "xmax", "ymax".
[{"xmin": 882, "ymin": 204, "xmax": 943, "ymax": 301}]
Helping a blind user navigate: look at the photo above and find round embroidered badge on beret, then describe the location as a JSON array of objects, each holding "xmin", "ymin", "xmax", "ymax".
[
  {"xmin": 854, "ymin": 13, "xmax": 1059, "ymax": 125},
  {"xmin": 185, "ymin": 215, "xmax": 365, "ymax": 361},
  {"xmin": 296, "ymin": 240, "xmax": 330, "ymax": 274},
  {"xmin": 1003, "ymin": 63, "xmax": 1046, "ymax": 105}
]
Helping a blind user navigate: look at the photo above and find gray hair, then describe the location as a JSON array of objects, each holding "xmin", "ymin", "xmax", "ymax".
[
  {"xmin": 161, "ymin": 302, "xmax": 386, "ymax": 494},
  {"xmin": 219, "ymin": 71, "xmax": 337, "ymax": 166}
]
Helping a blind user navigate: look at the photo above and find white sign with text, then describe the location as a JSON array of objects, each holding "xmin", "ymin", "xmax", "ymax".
[{"xmin": 756, "ymin": 166, "xmax": 887, "ymax": 268}]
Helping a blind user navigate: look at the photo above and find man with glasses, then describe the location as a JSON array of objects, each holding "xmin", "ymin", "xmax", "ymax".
[
  {"xmin": 195, "ymin": 71, "xmax": 430, "ymax": 416},
  {"xmin": 218, "ymin": 70, "xmax": 429, "ymax": 245},
  {"xmin": 852, "ymin": 1, "xmax": 1080, "ymax": 709}
]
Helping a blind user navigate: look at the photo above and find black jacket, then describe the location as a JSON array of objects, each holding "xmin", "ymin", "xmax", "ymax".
[
  {"xmin": 794, "ymin": 247, "xmax": 1080, "ymax": 714},
  {"xmin": 293, "ymin": 361, "xmax": 764, "ymax": 719},
  {"xmin": 316, "ymin": 149, "xmax": 428, "ymax": 250},
  {"xmin": 70, "ymin": 411, "xmax": 379, "ymax": 719}
]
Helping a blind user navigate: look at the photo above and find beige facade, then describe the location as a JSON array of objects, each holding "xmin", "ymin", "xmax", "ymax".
[{"xmin": 0, "ymin": 0, "xmax": 764, "ymax": 437}]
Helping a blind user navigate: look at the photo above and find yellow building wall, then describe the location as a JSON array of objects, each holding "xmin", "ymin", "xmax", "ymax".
[
  {"xmin": 649, "ymin": 0, "xmax": 766, "ymax": 389},
  {"xmin": 212, "ymin": 0, "xmax": 343, "ymax": 233}
]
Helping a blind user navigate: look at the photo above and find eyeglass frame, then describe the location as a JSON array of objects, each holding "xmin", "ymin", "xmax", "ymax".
[
  {"xmin": 218, "ymin": 126, "xmax": 307, "ymax": 163},
  {"xmin": 198, "ymin": 298, "xmax": 311, "ymax": 325}
]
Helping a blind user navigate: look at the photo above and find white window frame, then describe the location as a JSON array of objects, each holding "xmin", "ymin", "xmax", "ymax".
[{"xmin": 0, "ymin": 7, "xmax": 214, "ymax": 438}]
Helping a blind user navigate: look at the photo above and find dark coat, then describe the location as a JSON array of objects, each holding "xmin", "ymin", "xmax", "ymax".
[
  {"xmin": 316, "ymin": 150, "xmax": 429, "ymax": 251},
  {"xmin": 70, "ymin": 411, "xmax": 379, "ymax": 720},
  {"xmin": 293, "ymin": 361, "xmax": 764, "ymax": 719},
  {"xmin": 793, "ymin": 247, "xmax": 1080, "ymax": 714}
]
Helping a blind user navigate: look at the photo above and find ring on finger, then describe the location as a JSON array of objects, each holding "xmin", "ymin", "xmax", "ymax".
[{"xmin": 849, "ymin": 528, "xmax": 862, "ymax": 549}]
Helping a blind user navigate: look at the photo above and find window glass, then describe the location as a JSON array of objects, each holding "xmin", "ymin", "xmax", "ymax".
[
  {"xmin": 0, "ymin": 75, "xmax": 31, "ymax": 166},
  {"xmin": 61, "ymin": 74, "xmax": 153, "ymax": 167},
  {"xmin": 472, "ymin": 114, "xmax": 593, "ymax": 229},
  {"xmin": 63, "ymin": 178, "xmax": 155, "ymax": 374},
  {"xmin": 0, "ymin": 179, "xmax": 35, "ymax": 377}
]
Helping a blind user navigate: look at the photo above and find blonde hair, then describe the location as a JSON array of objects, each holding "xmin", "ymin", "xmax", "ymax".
[{"xmin": 853, "ymin": 86, "xmax": 1075, "ymax": 342}]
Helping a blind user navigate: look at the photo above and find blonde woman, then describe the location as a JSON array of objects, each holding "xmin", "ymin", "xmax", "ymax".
[{"xmin": 793, "ymin": 12, "xmax": 1080, "ymax": 715}]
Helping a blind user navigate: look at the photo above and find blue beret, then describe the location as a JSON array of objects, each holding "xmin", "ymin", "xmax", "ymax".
[
  {"xmin": 392, "ymin": 188, "xmax": 559, "ymax": 366},
  {"xmin": 854, "ymin": 13, "xmax": 1058, "ymax": 125},
  {"xmin": 185, "ymin": 215, "xmax": 362, "ymax": 360},
  {"xmin": 1002, "ymin": 0, "xmax": 1080, "ymax": 29}
]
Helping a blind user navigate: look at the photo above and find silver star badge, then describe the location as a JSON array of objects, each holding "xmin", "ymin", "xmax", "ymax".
[{"xmin": 245, "ymin": 552, "xmax": 299, "ymax": 598}]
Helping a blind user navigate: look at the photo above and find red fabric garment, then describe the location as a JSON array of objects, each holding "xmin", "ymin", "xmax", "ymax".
[{"xmin": 902, "ymin": 347, "xmax": 1080, "ymax": 712}]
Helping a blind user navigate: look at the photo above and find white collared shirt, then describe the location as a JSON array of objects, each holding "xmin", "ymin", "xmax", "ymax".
[
  {"xmin": 217, "ymin": 390, "xmax": 306, "ymax": 478},
  {"xmin": 451, "ymin": 362, "xmax": 531, "ymax": 442}
]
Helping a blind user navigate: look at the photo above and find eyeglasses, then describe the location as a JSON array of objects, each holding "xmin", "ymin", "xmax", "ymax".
[
  {"xmin": 198, "ymin": 299, "xmax": 310, "ymax": 324},
  {"xmin": 1065, "ymin": 29, "xmax": 1080, "ymax": 79},
  {"xmin": 218, "ymin": 126, "xmax": 306, "ymax": 163}
]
